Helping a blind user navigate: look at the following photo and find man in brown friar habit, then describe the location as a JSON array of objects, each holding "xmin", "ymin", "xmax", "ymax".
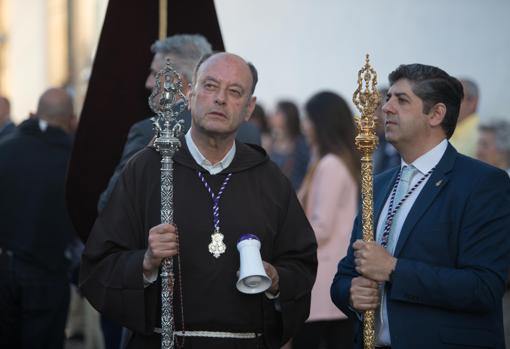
[{"xmin": 79, "ymin": 51, "xmax": 318, "ymax": 348}]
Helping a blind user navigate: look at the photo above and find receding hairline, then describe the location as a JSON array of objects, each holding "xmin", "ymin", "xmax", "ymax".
[
  {"xmin": 197, "ymin": 53, "xmax": 251, "ymax": 76},
  {"xmin": 193, "ymin": 52, "xmax": 258, "ymax": 95}
]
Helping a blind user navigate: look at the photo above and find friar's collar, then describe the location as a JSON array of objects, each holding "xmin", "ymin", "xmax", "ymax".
[{"xmin": 171, "ymin": 136, "xmax": 269, "ymax": 174}]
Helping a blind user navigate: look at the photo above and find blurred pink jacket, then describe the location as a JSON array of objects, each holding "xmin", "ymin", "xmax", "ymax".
[{"xmin": 299, "ymin": 154, "xmax": 358, "ymax": 321}]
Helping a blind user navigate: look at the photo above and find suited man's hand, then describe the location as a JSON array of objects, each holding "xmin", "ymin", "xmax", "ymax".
[
  {"xmin": 353, "ymin": 240, "xmax": 397, "ymax": 282},
  {"xmin": 350, "ymin": 276, "xmax": 379, "ymax": 311}
]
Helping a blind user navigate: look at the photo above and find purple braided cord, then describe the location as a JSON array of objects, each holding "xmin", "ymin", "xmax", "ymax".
[{"xmin": 197, "ymin": 172, "xmax": 232, "ymax": 231}]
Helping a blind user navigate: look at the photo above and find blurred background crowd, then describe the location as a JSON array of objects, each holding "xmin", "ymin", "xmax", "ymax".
[{"xmin": 1, "ymin": 0, "xmax": 509, "ymax": 348}]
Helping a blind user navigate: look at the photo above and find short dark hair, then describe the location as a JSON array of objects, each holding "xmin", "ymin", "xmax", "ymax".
[
  {"xmin": 192, "ymin": 52, "xmax": 258, "ymax": 95},
  {"xmin": 388, "ymin": 64, "xmax": 464, "ymax": 139}
]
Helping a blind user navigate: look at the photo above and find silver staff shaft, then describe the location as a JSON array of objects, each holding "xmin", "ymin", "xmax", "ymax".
[{"xmin": 160, "ymin": 149, "xmax": 176, "ymax": 349}]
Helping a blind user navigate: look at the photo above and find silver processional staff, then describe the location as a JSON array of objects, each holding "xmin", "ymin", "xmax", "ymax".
[{"xmin": 149, "ymin": 57, "xmax": 187, "ymax": 349}]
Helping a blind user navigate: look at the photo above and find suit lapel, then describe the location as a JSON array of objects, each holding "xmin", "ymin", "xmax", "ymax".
[{"xmin": 393, "ymin": 144, "xmax": 457, "ymax": 257}]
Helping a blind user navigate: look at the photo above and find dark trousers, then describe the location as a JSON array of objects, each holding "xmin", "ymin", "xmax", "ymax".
[
  {"xmin": 101, "ymin": 315, "xmax": 123, "ymax": 349},
  {"xmin": 0, "ymin": 253, "xmax": 70, "ymax": 349},
  {"xmin": 292, "ymin": 318, "xmax": 355, "ymax": 349}
]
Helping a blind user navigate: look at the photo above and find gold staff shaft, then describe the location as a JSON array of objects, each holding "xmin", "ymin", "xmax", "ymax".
[
  {"xmin": 159, "ymin": 0, "xmax": 168, "ymax": 40},
  {"xmin": 353, "ymin": 54, "xmax": 380, "ymax": 349},
  {"xmin": 360, "ymin": 159, "xmax": 376, "ymax": 349}
]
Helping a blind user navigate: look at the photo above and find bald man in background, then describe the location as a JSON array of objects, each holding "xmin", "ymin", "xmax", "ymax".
[
  {"xmin": 0, "ymin": 88, "xmax": 77, "ymax": 348},
  {"xmin": 0, "ymin": 95, "xmax": 15, "ymax": 140},
  {"xmin": 449, "ymin": 78, "xmax": 480, "ymax": 158}
]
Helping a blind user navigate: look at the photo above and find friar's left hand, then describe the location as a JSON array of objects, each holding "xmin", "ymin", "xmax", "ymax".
[
  {"xmin": 353, "ymin": 240, "xmax": 397, "ymax": 282},
  {"xmin": 263, "ymin": 261, "xmax": 279, "ymax": 295}
]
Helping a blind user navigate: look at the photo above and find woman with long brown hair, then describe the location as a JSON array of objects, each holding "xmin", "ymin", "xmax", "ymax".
[
  {"xmin": 295, "ymin": 91, "xmax": 360, "ymax": 349},
  {"xmin": 269, "ymin": 100, "xmax": 310, "ymax": 190}
]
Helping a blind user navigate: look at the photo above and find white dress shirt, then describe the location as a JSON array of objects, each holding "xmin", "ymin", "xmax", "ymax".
[
  {"xmin": 39, "ymin": 119, "xmax": 48, "ymax": 131},
  {"xmin": 185, "ymin": 129, "xmax": 236, "ymax": 175},
  {"xmin": 375, "ymin": 139, "xmax": 448, "ymax": 346}
]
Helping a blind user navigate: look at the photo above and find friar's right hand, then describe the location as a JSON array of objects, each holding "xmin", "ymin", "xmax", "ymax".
[
  {"xmin": 143, "ymin": 223, "xmax": 179, "ymax": 276},
  {"xmin": 349, "ymin": 276, "xmax": 380, "ymax": 312}
]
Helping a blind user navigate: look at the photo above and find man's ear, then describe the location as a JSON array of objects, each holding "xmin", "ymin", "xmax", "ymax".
[
  {"xmin": 244, "ymin": 96, "xmax": 257, "ymax": 121},
  {"xmin": 181, "ymin": 77, "xmax": 191, "ymax": 96},
  {"xmin": 428, "ymin": 102, "xmax": 446, "ymax": 127},
  {"xmin": 186, "ymin": 88, "xmax": 193, "ymax": 111}
]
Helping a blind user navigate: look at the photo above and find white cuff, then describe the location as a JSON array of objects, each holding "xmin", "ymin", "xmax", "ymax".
[
  {"xmin": 265, "ymin": 290, "xmax": 280, "ymax": 299},
  {"xmin": 143, "ymin": 269, "xmax": 158, "ymax": 288}
]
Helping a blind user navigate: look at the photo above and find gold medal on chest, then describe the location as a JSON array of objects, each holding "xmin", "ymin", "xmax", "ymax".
[{"xmin": 209, "ymin": 228, "xmax": 226, "ymax": 258}]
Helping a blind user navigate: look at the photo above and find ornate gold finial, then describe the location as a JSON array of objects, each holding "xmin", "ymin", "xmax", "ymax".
[{"xmin": 353, "ymin": 54, "xmax": 380, "ymax": 161}]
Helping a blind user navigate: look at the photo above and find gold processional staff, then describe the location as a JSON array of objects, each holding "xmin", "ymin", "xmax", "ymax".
[{"xmin": 352, "ymin": 54, "xmax": 381, "ymax": 349}]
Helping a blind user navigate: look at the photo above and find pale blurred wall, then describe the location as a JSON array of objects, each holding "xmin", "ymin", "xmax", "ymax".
[
  {"xmin": 0, "ymin": 0, "xmax": 9, "ymax": 94},
  {"xmin": 0, "ymin": 0, "xmax": 107, "ymax": 123},
  {"xmin": 1, "ymin": 1, "xmax": 508, "ymax": 122},
  {"xmin": 215, "ymin": 0, "xmax": 510, "ymax": 119},
  {"xmin": 2, "ymin": 0, "xmax": 48, "ymax": 121}
]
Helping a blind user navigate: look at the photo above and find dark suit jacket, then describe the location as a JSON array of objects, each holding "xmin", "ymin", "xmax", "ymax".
[
  {"xmin": 97, "ymin": 112, "xmax": 261, "ymax": 211},
  {"xmin": 0, "ymin": 121, "xmax": 15, "ymax": 141},
  {"xmin": 0, "ymin": 119, "xmax": 75, "ymax": 273},
  {"xmin": 331, "ymin": 143, "xmax": 510, "ymax": 349}
]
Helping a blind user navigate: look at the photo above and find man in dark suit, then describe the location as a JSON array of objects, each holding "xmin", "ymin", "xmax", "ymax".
[
  {"xmin": 98, "ymin": 34, "xmax": 260, "ymax": 212},
  {"xmin": 0, "ymin": 88, "xmax": 76, "ymax": 348},
  {"xmin": 331, "ymin": 64, "xmax": 510, "ymax": 349}
]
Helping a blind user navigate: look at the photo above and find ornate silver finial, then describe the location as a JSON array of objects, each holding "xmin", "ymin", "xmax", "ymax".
[
  {"xmin": 149, "ymin": 57, "xmax": 188, "ymax": 156},
  {"xmin": 149, "ymin": 57, "xmax": 188, "ymax": 120}
]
